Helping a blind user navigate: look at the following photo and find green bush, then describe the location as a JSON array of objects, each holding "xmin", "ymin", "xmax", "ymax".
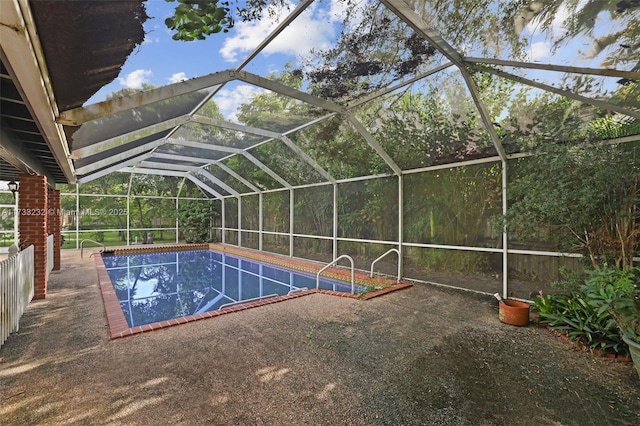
[
  {"xmin": 533, "ymin": 291, "xmax": 624, "ymax": 354},
  {"xmin": 580, "ymin": 266, "xmax": 640, "ymax": 343},
  {"xmin": 177, "ymin": 200, "xmax": 214, "ymax": 243}
]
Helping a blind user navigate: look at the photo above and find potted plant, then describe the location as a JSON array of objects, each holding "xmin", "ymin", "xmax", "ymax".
[{"xmin": 580, "ymin": 266, "xmax": 640, "ymax": 377}]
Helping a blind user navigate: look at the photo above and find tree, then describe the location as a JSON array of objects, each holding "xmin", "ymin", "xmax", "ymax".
[
  {"xmin": 128, "ymin": 174, "xmax": 181, "ymax": 242},
  {"xmin": 164, "ymin": 0, "xmax": 289, "ymax": 41},
  {"xmin": 505, "ymin": 140, "xmax": 639, "ymax": 269},
  {"xmin": 508, "ymin": 0, "xmax": 640, "ymax": 72},
  {"xmin": 177, "ymin": 199, "xmax": 215, "ymax": 243}
]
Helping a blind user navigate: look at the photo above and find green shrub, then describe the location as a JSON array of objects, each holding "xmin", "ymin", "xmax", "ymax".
[
  {"xmin": 533, "ymin": 291, "xmax": 625, "ymax": 355},
  {"xmin": 580, "ymin": 266, "xmax": 640, "ymax": 343}
]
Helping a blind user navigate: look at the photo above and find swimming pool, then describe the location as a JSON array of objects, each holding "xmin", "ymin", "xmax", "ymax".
[{"xmin": 101, "ymin": 249, "xmax": 368, "ymax": 328}]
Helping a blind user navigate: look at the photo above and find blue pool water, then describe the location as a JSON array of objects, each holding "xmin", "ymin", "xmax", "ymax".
[{"xmin": 101, "ymin": 249, "xmax": 365, "ymax": 328}]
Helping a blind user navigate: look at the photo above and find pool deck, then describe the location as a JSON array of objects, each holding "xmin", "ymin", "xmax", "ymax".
[
  {"xmin": 1, "ymin": 248, "xmax": 639, "ymax": 425},
  {"xmin": 95, "ymin": 244, "xmax": 412, "ymax": 339}
]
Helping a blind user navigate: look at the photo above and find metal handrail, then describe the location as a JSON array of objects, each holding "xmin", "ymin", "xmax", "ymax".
[
  {"xmin": 80, "ymin": 239, "xmax": 106, "ymax": 258},
  {"xmin": 370, "ymin": 248, "xmax": 401, "ymax": 282},
  {"xmin": 316, "ymin": 255, "xmax": 355, "ymax": 294},
  {"xmin": 218, "ymin": 293, "xmax": 279, "ymax": 310}
]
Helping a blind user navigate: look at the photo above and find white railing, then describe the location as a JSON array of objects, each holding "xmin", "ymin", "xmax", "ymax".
[
  {"xmin": 0, "ymin": 245, "xmax": 35, "ymax": 348},
  {"xmin": 316, "ymin": 255, "xmax": 355, "ymax": 294},
  {"xmin": 46, "ymin": 234, "xmax": 54, "ymax": 279},
  {"xmin": 370, "ymin": 248, "xmax": 401, "ymax": 282}
]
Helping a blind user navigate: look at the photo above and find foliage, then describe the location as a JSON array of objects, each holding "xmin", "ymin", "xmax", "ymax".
[
  {"xmin": 504, "ymin": 141, "xmax": 640, "ymax": 269},
  {"xmin": 154, "ymin": 0, "xmax": 639, "ymax": 280},
  {"xmin": 404, "ymin": 164, "xmax": 502, "ymax": 246},
  {"xmin": 533, "ymin": 265, "xmax": 640, "ymax": 354},
  {"xmin": 164, "ymin": 0, "xmax": 289, "ymax": 41},
  {"xmin": 585, "ymin": 114, "xmax": 640, "ymax": 140},
  {"xmin": 305, "ymin": 4, "xmax": 437, "ymax": 101},
  {"xmin": 547, "ymin": 266, "xmax": 586, "ymax": 291},
  {"xmin": 509, "ymin": 0, "xmax": 640, "ymax": 72},
  {"xmin": 580, "ymin": 266, "xmax": 640, "ymax": 343},
  {"xmin": 58, "ymin": 172, "xmax": 212, "ymax": 246},
  {"xmin": 177, "ymin": 199, "xmax": 215, "ymax": 243},
  {"xmin": 533, "ymin": 291, "xmax": 625, "ymax": 354},
  {"xmin": 165, "ymin": 0, "xmax": 233, "ymax": 40},
  {"xmin": 499, "ymin": 92, "xmax": 586, "ymax": 147}
]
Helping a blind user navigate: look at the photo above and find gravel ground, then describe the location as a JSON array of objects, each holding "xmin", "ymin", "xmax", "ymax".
[{"xmin": 1, "ymin": 249, "xmax": 639, "ymax": 425}]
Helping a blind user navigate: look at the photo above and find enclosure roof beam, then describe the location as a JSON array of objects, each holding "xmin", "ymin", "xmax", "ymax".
[
  {"xmin": 74, "ymin": 138, "xmax": 165, "ymax": 175},
  {"xmin": 382, "ymin": 0, "xmax": 464, "ymax": 66},
  {"xmin": 601, "ymin": 133, "xmax": 640, "ymax": 146},
  {"xmin": 164, "ymin": 138, "xmax": 259, "ymax": 191},
  {"xmin": 137, "ymin": 161, "xmax": 200, "ymax": 172},
  {"xmin": 243, "ymin": 152, "xmax": 292, "ymax": 189},
  {"xmin": 194, "ymin": 168, "xmax": 240, "ymax": 197},
  {"xmin": 280, "ymin": 135, "xmax": 335, "ymax": 183},
  {"xmin": 184, "ymin": 174, "xmax": 224, "ymax": 199},
  {"xmin": 151, "ymin": 152, "xmax": 220, "ymax": 164},
  {"xmin": 382, "ymin": 0, "xmax": 507, "ymax": 160},
  {"xmin": 69, "ymin": 115, "xmax": 191, "ymax": 159},
  {"xmin": 57, "ymin": 70, "xmax": 235, "ymax": 126},
  {"xmin": 464, "ymin": 57, "xmax": 640, "ymax": 80},
  {"xmin": 165, "ymin": 137, "xmax": 275, "ymax": 193},
  {"xmin": 191, "ymin": 115, "xmax": 335, "ymax": 183},
  {"xmin": 167, "ymin": 137, "xmax": 293, "ymax": 190},
  {"xmin": 344, "ymin": 114, "xmax": 403, "ymax": 176},
  {"xmin": 76, "ymin": 152, "xmax": 153, "ymax": 183},
  {"xmin": 281, "ymin": 112, "xmax": 338, "ymax": 136},
  {"xmin": 213, "ymin": 162, "xmax": 261, "ymax": 193},
  {"xmin": 235, "ymin": 0, "xmax": 315, "ymax": 72},
  {"xmin": 473, "ymin": 64, "xmax": 640, "ymax": 120},
  {"xmin": 235, "ymin": 71, "xmax": 346, "ymax": 114},
  {"xmin": 119, "ymin": 167, "xmax": 187, "ymax": 177},
  {"xmin": 459, "ymin": 71, "xmax": 508, "ymax": 161},
  {"xmin": 191, "ymin": 114, "xmax": 283, "ymax": 139},
  {"xmin": 167, "ymin": 138, "xmax": 243, "ymax": 154},
  {"xmin": 346, "ymin": 62, "xmax": 455, "ymax": 110}
]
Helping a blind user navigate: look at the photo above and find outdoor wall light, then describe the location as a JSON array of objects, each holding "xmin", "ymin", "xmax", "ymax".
[{"xmin": 8, "ymin": 181, "xmax": 18, "ymax": 199}]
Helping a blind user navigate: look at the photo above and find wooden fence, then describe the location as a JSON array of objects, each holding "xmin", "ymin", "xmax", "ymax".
[{"xmin": 0, "ymin": 245, "xmax": 34, "ymax": 348}]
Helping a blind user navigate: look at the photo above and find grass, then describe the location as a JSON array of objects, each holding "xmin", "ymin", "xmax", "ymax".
[{"xmin": 61, "ymin": 230, "xmax": 180, "ymax": 249}]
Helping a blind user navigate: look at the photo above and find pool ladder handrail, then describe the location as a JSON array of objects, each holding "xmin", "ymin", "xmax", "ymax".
[
  {"xmin": 80, "ymin": 239, "xmax": 106, "ymax": 258},
  {"xmin": 370, "ymin": 248, "xmax": 401, "ymax": 282},
  {"xmin": 316, "ymin": 255, "xmax": 355, "ymax": 294}
]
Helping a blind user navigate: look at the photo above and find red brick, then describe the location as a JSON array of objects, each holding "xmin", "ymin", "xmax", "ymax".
[{"xmin": 18, "ymin": 174, "xmax": 49, "ymax": 298}]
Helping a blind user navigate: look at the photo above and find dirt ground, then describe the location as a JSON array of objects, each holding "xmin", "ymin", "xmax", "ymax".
[{"xmin": 1, "ymin": 250, "xmax": 639, "ymax": 426}]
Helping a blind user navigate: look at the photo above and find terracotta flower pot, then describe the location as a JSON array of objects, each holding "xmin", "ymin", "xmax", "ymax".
[{"xmin": 499, "ymin": 300, "xmax": 530, "ymax": 326}]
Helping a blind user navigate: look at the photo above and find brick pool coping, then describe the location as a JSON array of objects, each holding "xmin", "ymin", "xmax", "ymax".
[{"xmin": 94, "ymin": 243, "xmax": 412, "ymax": 339}]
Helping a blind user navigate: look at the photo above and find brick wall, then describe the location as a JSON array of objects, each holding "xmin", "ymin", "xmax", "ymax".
[
  {"xmin": 18, "ymin": 174, "xmax": 48, "ymax": 299},
  {"xmin": 47, "ymin": 188, "xmax": 61, "ymax": 271}
]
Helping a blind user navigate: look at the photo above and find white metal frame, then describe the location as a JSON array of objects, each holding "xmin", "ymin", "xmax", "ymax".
[{"xmin": 41, "ymin": 0, "xmax": 640, "ymax": 299}]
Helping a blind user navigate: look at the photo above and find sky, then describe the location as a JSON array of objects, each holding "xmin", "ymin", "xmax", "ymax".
[
  {"xmin": 86, "ymin": 0, "xmax": 350, "ymax": 120},
  {"xmin": 85, "ymin": 0, "xmax": 621, "ymax": 120}
]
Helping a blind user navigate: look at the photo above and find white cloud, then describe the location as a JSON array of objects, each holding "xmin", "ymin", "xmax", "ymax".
[
  {"xmin": 219, "ymin": 1, "xmax": 342, "ymax": 63},
  {"xmin": 214, "ymin": 84, "xmax": 266, "ymax": 122},
  {"xmin": 168, "ymin": 72, "xmax": 187, "ymax": 83},
  {"xmin": 527, "ymin": 41, "xmax": 551, "ymax": 61},
  {"xmin": 118, "ymin": 69, "xmax": 152, "ymax": 89}
]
